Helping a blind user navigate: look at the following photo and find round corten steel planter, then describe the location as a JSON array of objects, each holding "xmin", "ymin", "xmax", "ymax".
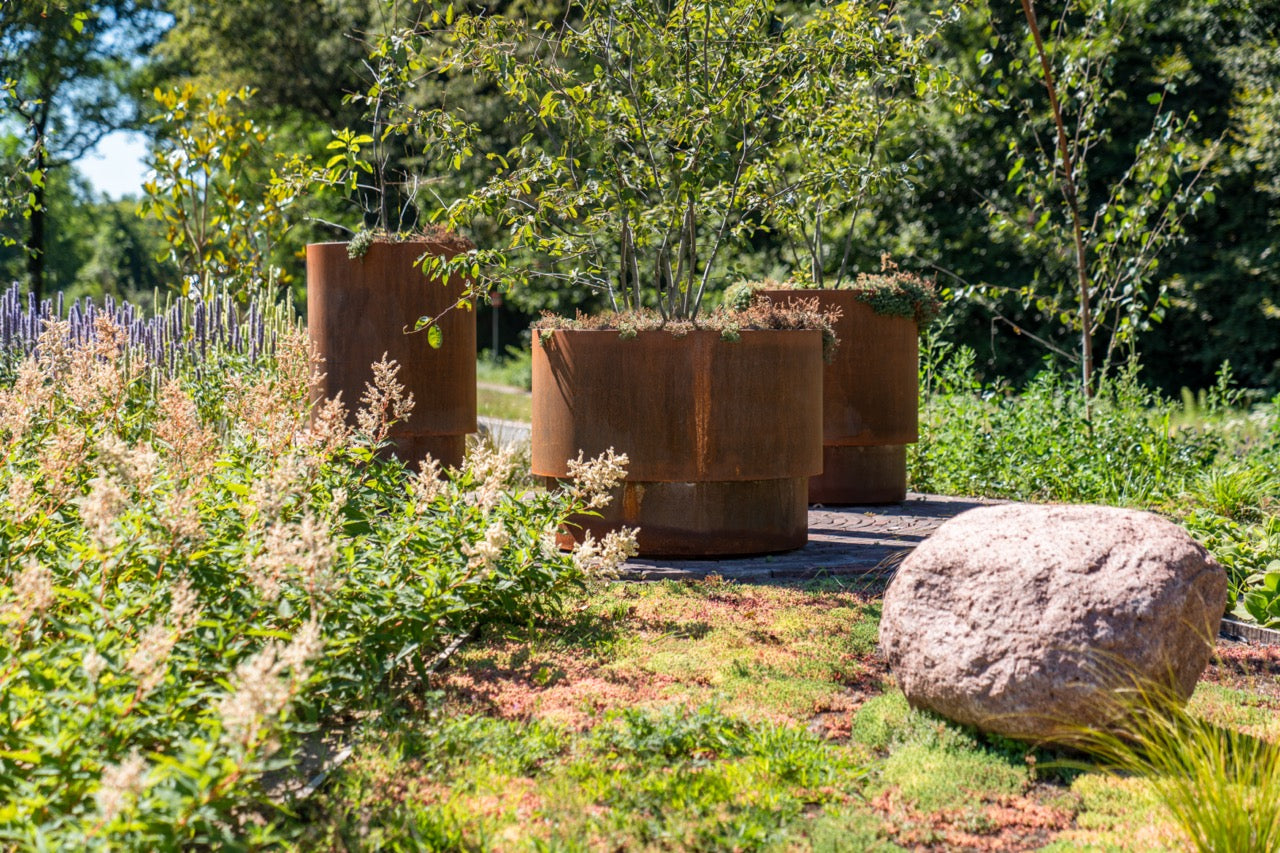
[
  {"xmin": 531, "ymin": 328, "xmax": 823, "ymax": 557},
  {"xmin": 307, "ymin": 239, "xmax": 476, "ymax": 468},
  {"xmin": 759, "ymin": 289, "xmax": 917, "ymax": 504}
]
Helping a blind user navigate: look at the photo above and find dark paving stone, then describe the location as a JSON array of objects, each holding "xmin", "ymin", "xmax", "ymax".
[{"xmin": 617, "ymin": 493, "xmax": 1006, "ymax": 583}]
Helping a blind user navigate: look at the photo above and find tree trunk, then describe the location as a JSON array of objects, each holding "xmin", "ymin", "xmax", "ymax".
[{"xmin": 26, "ymin": 146, "xmax": 46, "ymax": 301}]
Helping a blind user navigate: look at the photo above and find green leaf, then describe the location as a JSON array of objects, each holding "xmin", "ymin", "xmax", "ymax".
[{"xmin": 428, "ymin": 325, "xmax": 444, "ymax": 349}]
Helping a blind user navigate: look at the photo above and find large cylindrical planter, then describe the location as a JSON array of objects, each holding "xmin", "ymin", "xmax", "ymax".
[
  {"xmin": 532, "ymin": 329, "xmax": 823, "ymax": 557},
  {"xmin": 307, "ymin": 239, "xmax": 476, "ymax": 468},
  {"xmin": 760, "ymin": 290, "xmax": 918, "ymax": 504}
]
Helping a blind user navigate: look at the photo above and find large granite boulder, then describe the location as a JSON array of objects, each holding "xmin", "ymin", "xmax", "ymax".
[{"xmin": 880, "ymin": 503, "xmax": 1227, "ymax": 743}]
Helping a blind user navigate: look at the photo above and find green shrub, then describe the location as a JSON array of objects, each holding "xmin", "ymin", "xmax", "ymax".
[
  {"xmin": 911, "ymin": 348, "xmax": 1222, "ymax": 505},
  {"xmin": 0, "ymin": 313, "xmax": 635, "ymax": 847}
]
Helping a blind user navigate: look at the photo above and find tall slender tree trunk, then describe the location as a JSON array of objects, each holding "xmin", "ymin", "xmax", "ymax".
[
  {"xmin": 1019, "ymin": 0, "xmax": 1095, "ymax": 416},
  {"xmin": 26, "ymin": 145, "xmax": 46, "ymax": 301}
]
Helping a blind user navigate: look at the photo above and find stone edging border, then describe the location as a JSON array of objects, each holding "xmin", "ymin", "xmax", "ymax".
[{"xmin": 1220, "ymin": 617, "xmax": 1280, "ymax": 647}]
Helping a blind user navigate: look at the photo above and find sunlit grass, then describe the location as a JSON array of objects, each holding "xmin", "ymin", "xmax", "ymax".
[{"xmin": 476, "ymin": 384, "xmax": 532, "ymax": 422}]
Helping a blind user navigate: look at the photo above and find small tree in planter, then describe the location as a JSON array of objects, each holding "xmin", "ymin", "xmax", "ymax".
[
  {"xmin": 304, "ymin": 21, "xmax": 480, "ymax": 468},
  {"xmin": 400, "ymin": 0, "xmax": 948, "ymax": 554}
]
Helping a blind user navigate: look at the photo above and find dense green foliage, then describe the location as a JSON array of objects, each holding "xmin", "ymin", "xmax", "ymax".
[
  {"xmin": 0, "ymin": 294, "xmax": 635, "ymax": 845},
  {"xmin": 911, "ymin": 330, "xmax": 1280, "ymax": 623},
  {"xmin": 4, "ymin": 0, "xmax": 1278, "ymax": 393},
  {"xmin": 879, "ymin": 0, "xmax": 1280, "ymax": 392}
]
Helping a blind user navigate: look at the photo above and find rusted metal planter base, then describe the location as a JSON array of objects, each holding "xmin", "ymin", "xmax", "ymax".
[
  {"xmin": 759, "ymin": 290, "xmax": 918, "ymax": 506},
  {"xmin": 532, "ymin": 328, "xmax": 823, "ymax": 557},
  {"xmin": 809, "ymin": 444, "xmax": 907, "ymax": 505},
  {"xmin": 559, "ymin": 477, "xmax": 811, "ymax": 557}
]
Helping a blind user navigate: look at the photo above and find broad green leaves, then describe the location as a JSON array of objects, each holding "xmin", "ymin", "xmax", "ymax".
[
  {"xmin": 424, "ymin": 0, "xmax": 960, "ymax": 318},
  {"xmin": 140, "ymin": 85, "xmax": 302, "ymax": 296}
]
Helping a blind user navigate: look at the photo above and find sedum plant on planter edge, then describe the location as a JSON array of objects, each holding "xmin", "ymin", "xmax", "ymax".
[{"xmin": 726, "ymin": 259, "xmax": 943, "ymax": 330}]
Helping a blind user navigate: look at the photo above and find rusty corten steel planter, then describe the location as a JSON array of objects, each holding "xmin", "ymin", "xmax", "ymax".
[
  {"xmin": 307, "ymin": 239, "xmax": 476, "ymax": 468},
  {"xmin": 759, "ymin": 290, "xmax": 918, "ymax": 504},
  {"xmin": 531, "ymin": 328, "xmax": 823, "ymax": 556}
]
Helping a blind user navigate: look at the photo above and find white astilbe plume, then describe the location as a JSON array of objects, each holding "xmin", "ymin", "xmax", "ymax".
[
  {"xmin": 571, "ymin": 527, "xmax": 639, "ymax": 575},
  {"xmin": 464, "ymin": 442, "xmax": 518, "ymax": 512},
  {"xmin": 83, "ymin": 648, "xmax": 108, "ymax": 684},
  {"xmin": 539, "ymin": 524, "xmax": 562, "ymax": 560},
  {"xmin": 410, "ymin": 456, "xmax": 447, "ymax": 510},
  {"xmin": 463, "ymin": 521, "xmax": 510, "ymax": 572},
  {"xmin": 301, "ymin": 394, "xmax": 350, "ymax": 458},
  {"xmin": 247, "ymin": 454, "xmax": 307, "ymax": 521},
  {"xmin": 154, "ymin": 380, "xmax": 217, "ymax": 479},
  {"xmin": 126, "ymin": 623, "xmax": 177, "ymax": 697},
  {"xmin": 96, "ymin": 432, "xmax": 160, "ymax": 490},
  {"xmin": 3, "ymin": 558, "xmax": 55, "ymax": 629},
  {"xmin": 5, "ymin": 473, "xmax": 35, "ymax": 524},
  {"xmin": 218, "ymin": 619, "xmax": 323, "ymax": 754},
  {"xmin": 95, "ymin": 750, "xmax": 149, "ymax": 822},
  {"xmin": 566, "ymin": 447, "xmax": 629, "ymax": 509},
  {"xmin": 124, "ymin": 578, "xmax": 200, "ymax": 698},
  {"xmin": 327, "ymin": 487, "xmax": 349, "ymax": 520},
  {"xmin": 247, "ymin": 513, "xmax": 339, "ymax": 602},
  {"xmin": 34, "ymin": 318, "xmax": 73, "ymax": 375},
  {"xmin": 356, "ymin": 354, "xmax": 414, "ymax": 440},
  {"xmin": 0, "ymin": 358, "xmax": 49, "ymax": 443},
  {"xmin": 77, "ymin": 475, "xmax": 127, "ymax": 552},
  {"xmin": 168, "ymin": 577, "xmax": 199, "ymax": 632},
  {"xmin": 39, "ymin": 426, "xmax": 90, "ymax": 503},
  {"xmin": 160, "ymin": 485, "xmax": 204, "ymax": 544}
]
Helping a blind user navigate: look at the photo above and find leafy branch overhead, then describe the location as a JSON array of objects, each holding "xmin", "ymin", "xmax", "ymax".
[{"xmin": 411, "ymin": 0, "xmax": 961, "ymax": 321}]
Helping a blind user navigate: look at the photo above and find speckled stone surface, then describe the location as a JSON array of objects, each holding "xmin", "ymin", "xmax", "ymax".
[{"xmin": 615, "ymin": 493, "xmax": 1006, "ymax": 582}]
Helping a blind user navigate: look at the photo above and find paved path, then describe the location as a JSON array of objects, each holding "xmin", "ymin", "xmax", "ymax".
[
  {"xmin": 616, "ymin": 493, "xmax": 1006, "ymax": 583},
  {"xmin": 477, "ymin": 416, "xmax": 532, "ymax": 446}
]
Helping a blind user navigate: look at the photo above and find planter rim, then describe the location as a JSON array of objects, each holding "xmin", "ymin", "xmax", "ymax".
[
  {"xmin": 306, "ymin": 238, "xmax": 471, "ymax": 252},
  {"xmin": 306, "ymin": 239, "xmax": 462, "ymax": 247},
  {"xmin": 533, "ymin": 326, "xmax": 824, "ymax": 338},
  {"xmin": 532, "ymin": 327, "xmax": 823, "ymax": 481}
]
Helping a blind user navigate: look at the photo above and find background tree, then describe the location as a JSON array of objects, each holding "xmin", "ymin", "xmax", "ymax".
[
  {"xmin": 989, "ymin": 0, "xmax": 1218, "ymax": 405},
  {"xmin": 0, "ymin": 0, "xmax": 163, "ymax": 298},
  {"xmin": 866, "ymin": 0, "xmax": 1280, "ymax": 394}
]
